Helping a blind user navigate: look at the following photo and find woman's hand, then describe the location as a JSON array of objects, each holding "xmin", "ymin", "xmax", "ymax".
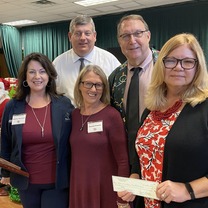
[
  {"xmin": 117, "ymin": 173, "xmax": 139, "ymax": 202},
  {"xmin": 156, "ymin": 180, "xmax": 190, "ymax": 203},
  {"xmin": 0, "ymin": 177, "xmax": 11, "ymax": 186},
  {"xmin": 117, "ymin": 190, "xmax": 135, "ymax": 202}
]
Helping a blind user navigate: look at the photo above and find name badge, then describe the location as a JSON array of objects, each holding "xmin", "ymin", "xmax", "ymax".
[
  {"xmin": 12, "ymin": 114, "xmax": 26, "ymax": 125},
  {"xmin": 87, "ymin": 120, "xmax": 103, "ymax": 133}
]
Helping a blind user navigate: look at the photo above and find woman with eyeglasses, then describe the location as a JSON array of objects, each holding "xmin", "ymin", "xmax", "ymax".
[
  {"xmin": 69, "ymin": 64, "xmax": 130, "ymax": 208},
  {"xmin": 118, "ymin": 33, "xmax": 208, "ymax": 208}
]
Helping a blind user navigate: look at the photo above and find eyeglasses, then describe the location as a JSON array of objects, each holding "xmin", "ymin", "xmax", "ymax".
[
  {"xmin": 119, "ymin": 30, "xmax": 148, "ymax": 41},
  {"xmin": 81, "ymin": 81, "xmax": 103, "ymax": 90},
  {"xmin": 163, "ymin": 57, "xmax": 198, "ymax": 70}
]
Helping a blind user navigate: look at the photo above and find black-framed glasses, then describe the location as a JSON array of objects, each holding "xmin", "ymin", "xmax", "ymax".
[
  {"xmin": 163, "ymin": 57, "xmax": 198, "ymax": 70},
  {"xmin": 81, "ymin": 81, "xmax": 103, "ymax": 90},
  {"xmin": 119, "ymin": 30, "xmax": 148, "ymax": 41}
]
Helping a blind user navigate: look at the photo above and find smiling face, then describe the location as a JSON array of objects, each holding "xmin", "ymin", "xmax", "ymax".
[
  {"xmin": 164, "ymin": 44, "xmax": 197, "ymax": 92},
  {"xmin": 68, "ymin": 23, "xmax": 97, "ymax": 57},
  {"xmin": 26, "ymin": 60, "xmax": 49, "ymax": 94},
  {"xmin": 118, "ymin": 19, "xmax": 151, "ymax": 66},
  {"xmin": 79, "ymin": 70, "xmax": 103, "ymax": 107}
]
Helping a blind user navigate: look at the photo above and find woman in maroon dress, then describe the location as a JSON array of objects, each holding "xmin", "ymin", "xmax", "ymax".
[{"xmin": 69, "ymin": 64, "xmax": 130, "ymax": 208}]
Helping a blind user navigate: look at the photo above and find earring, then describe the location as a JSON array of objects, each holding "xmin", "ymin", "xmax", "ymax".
[{"xmin": 23, "ymin": 80, "xmax": 29, "ymax": 87}]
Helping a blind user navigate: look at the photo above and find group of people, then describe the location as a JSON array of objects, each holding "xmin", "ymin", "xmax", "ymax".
[{"xmin": 0, "ymin": 13, "xmax": 208, "ymax": 208}]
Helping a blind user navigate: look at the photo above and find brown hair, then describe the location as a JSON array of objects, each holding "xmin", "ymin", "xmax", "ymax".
[{"xmin": 14, "ymin": 52, "xmax": 59, "ymax": 100}]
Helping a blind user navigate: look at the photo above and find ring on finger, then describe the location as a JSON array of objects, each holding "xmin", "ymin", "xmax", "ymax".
[{"xmin": 161, "ymin": 193, "xmax": 166, "ymax": 199}]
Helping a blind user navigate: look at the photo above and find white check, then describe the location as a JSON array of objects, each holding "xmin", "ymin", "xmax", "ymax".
[{"xmin": 112, "ymin": 176, "xmax": 159, "ymax": 200}]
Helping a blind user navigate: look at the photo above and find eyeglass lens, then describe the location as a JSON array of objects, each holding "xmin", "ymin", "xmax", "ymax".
[
  {"xmin": 163, "ymin": 58, "xmax": 197, "ymax": 69},
  {"xmin": 120, "ymin": 30, "xmax": 147, "ymax": 41},
  {"xmin": 82, "ymin": 81, "xmax": 103, "ymax": 90}
]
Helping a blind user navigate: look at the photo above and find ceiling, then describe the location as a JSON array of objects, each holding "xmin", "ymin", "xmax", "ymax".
[{"xmin": 0, "ymin": 0, "xmax": 193, "ymax": 27}]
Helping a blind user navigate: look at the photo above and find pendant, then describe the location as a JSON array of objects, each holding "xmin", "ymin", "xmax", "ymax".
[
  {"xmin": 41, "ymin": 127, "xmax": 44, "ymax": 137},
  {"xmin": 80, "ymin": 114, "xmax": 91, "ymax": 131}
]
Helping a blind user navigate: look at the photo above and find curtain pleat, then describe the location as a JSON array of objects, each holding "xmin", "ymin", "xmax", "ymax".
[
  {"xmin": 0, "ymin": 25, "xmax": 22, "ymax": 77},
  {"xmin": 21, "ymin": 22, "xmax": 70, "ymax": 61},
  {"xmin": 20, "ymin": 1, "xmax": 208, "ymax": 63}
]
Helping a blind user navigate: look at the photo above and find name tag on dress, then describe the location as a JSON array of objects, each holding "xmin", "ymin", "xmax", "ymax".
[
  {"xmin": 87, "ymin": 120, "xmax": 103, "ymax": 133},
  {"xmin": 12, "ymin": 114, "xmax": 26, "ymax": 125}
]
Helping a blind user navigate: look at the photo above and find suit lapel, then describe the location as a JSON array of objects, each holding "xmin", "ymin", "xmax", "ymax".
[
  {"xmin": 112, "ymin": 64, "xmax": 128, "ymax": 121},
  {"xmin": 13, "ymin": 100, "xmax": 26, "ymax": 151},
  {"xmin": 51, "ymin": 97, "xmax": 62, "ymax": 146}
]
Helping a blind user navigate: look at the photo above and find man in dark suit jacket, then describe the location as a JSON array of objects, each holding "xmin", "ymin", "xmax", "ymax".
[
  {"xmin": 109, "ymin": 14, "xmax": 159, "ymax": 164},
  {"xmin": 109, "ymin": 14, "xmax": 159, "ymax": 207}
]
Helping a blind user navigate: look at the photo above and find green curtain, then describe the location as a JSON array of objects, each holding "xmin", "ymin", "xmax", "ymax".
[
  {"xmin": 95, "ymin": 1, "xmax": 208, "ymax": 62},
  {"xmin": 20, "ymin": 1, "xmax": 208, "ymax": 62},
  {"xmin": 142, "ymin": 3, "xmax": 207, "ymax": 51},
  {"xmin": 94, "ymin": 15, "xmax": 119, "ymax": 50},
  {"xmin": 21, "ymin": 22, "xmax": 70, "ymax": 61},
  {"xmin": 0, "ymin": 25, "xmax": 22, "ymax": 77}
]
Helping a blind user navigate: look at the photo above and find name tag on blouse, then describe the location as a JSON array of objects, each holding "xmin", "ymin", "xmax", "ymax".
[
  {"xmin": 12, "ymin": 114, "xmax": 26, "ymax": 125},
  {"xmin": 87, "ymin": 120, "xmax": 103, "ymax": 133}
]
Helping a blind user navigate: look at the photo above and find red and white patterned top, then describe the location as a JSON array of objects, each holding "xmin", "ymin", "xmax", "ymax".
[{"xmin": 135, "ymin": 109, "xmax": 181, "ymax": 208}]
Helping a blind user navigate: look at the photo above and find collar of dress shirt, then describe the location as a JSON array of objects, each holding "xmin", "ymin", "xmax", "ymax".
[
  {"xmin": 127, "ymin": 48, "xmax": 153, "ymax": 72},
  {"xmin": 72, "ymin": 47, "xmax": 95, "ymax": 64}
]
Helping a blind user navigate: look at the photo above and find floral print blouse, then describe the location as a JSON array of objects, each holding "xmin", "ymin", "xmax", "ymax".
[{"xmin": 135, "ymin": 109, "xmax": 181, "ymax": 208}]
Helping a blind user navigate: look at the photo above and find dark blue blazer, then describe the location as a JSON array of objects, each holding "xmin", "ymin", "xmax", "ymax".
[{"xmin": 0, "ymin": 96, "xmax": 74, "ymax": 190}]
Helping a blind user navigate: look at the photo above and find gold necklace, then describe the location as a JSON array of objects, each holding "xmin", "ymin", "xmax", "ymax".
[
  {"xmin": 31, "ymin": 105, "xmax": 48, "ymax": 137},
  {"xmin": 80, "ymin": 114, "xmax": 92, "ymax": 131}
]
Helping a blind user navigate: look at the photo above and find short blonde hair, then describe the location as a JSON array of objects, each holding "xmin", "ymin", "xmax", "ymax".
[
  {"xmin": 74, "ymin": 65, "xmax": 110, "ymax": 108},
  {"xmin": 145, "ymin": 33, "xmax": 208, "ymax": 110}
]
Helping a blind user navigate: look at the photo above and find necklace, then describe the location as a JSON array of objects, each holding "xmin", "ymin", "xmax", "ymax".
[
  {"xmin": 80, "ymin": 114, "xmax": 92, "ymax": 131},
  {"xmin": 152, "ymin": 100, "xmax": 183, "ymax": 121},
  {"xmin": 31, "ymin": 105, "xmax": 48, "ymax": 137}
]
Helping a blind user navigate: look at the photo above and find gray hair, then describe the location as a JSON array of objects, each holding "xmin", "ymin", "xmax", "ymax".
[
  {"xmin": 69, "ymin": 15, "xmax": 96, "ymax": 33},
  {"xmin": 117, "ymin": 14, "xmax": 149, "ymax": 37}
]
